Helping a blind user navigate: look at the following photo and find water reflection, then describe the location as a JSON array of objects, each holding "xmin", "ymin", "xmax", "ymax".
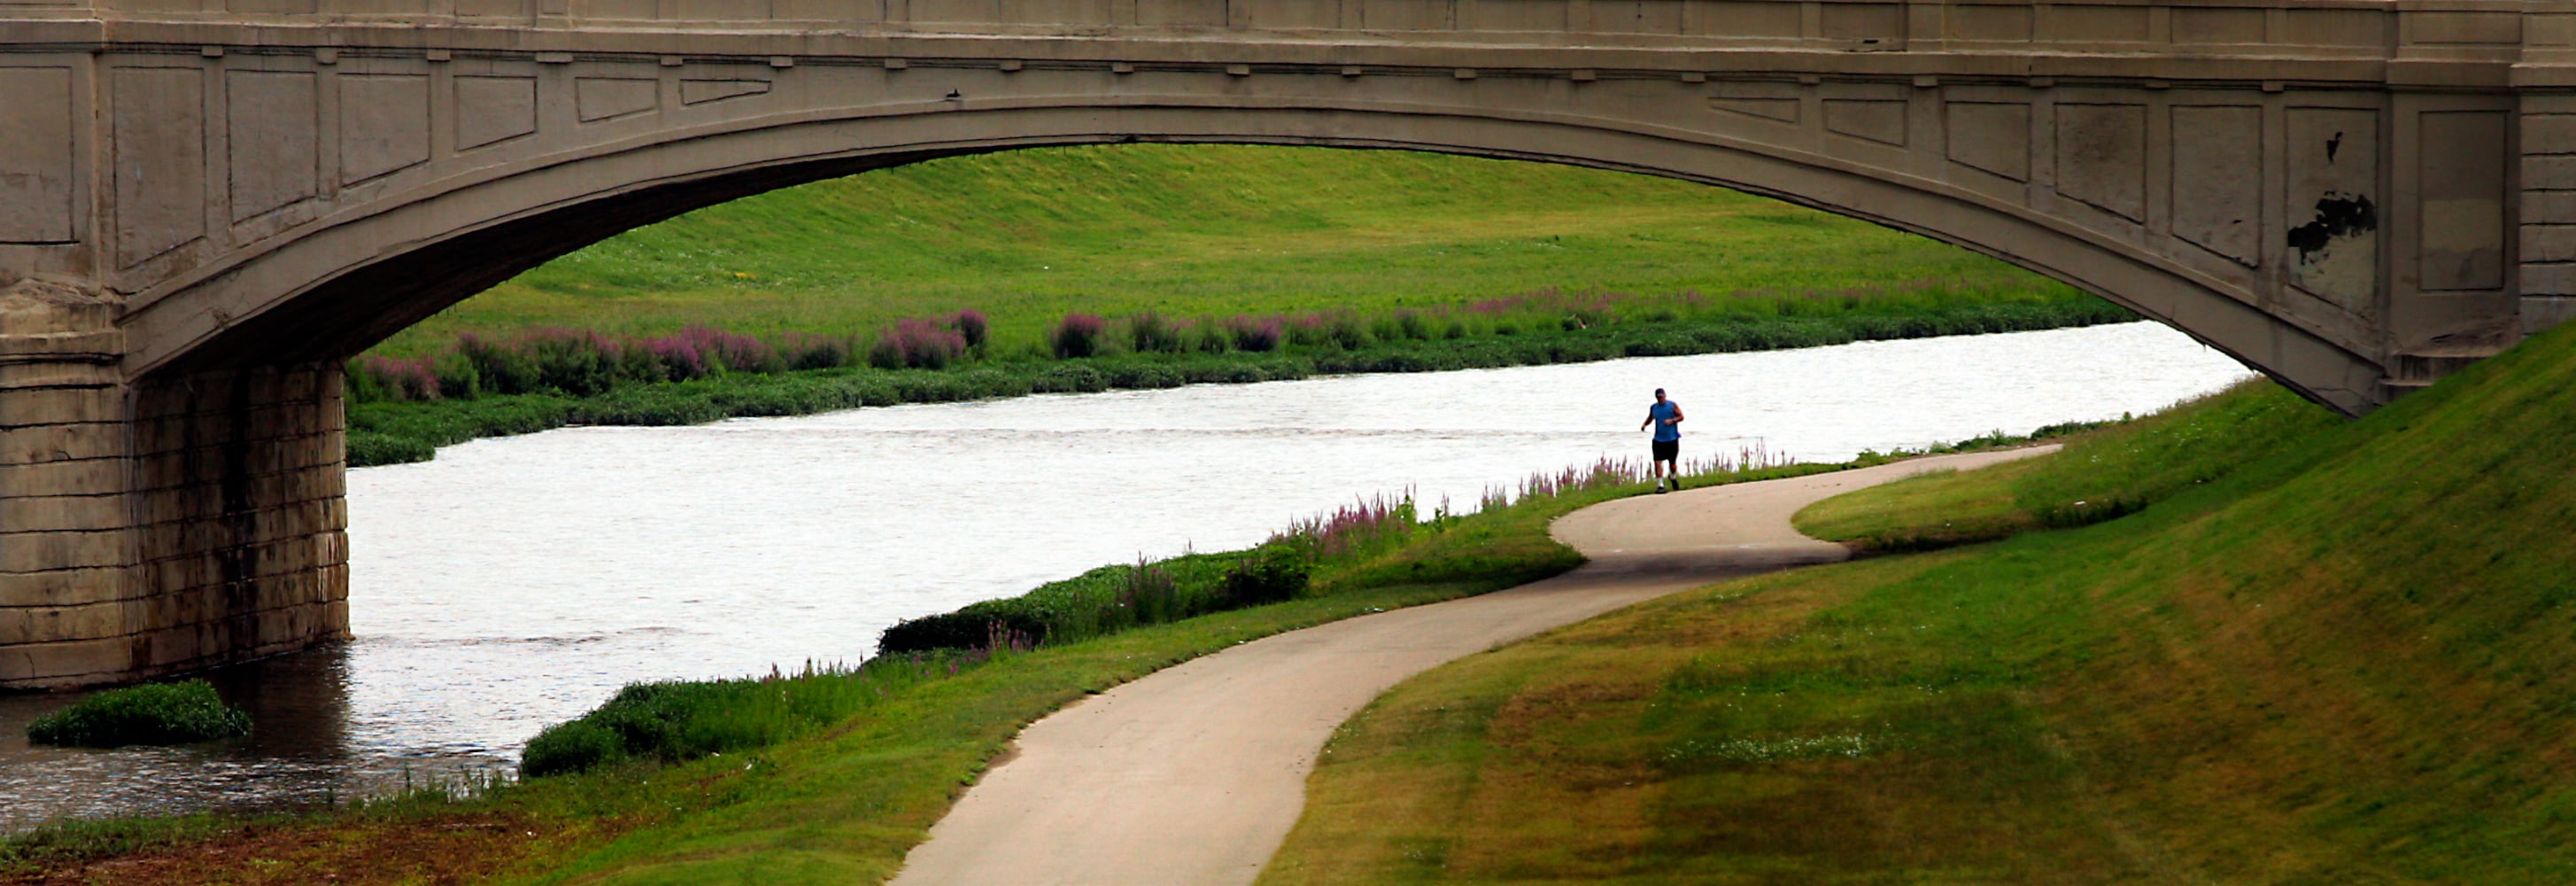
[{"xmin": 0, "ymin": 323, "xmax": 2256, "ymax": 830}]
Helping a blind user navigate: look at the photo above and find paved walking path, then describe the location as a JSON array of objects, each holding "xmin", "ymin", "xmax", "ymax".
[{"xmin": 888, "ymin": 447, "xmax": 2054, "ymax": 886}]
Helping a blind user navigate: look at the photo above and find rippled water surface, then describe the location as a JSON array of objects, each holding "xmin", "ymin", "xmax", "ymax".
[{"xmin": 0, "ymin": 323, "xmax": 2255, "ymax": 829}]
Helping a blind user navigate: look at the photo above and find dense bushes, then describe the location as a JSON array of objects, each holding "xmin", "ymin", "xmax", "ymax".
[
  {"xmin": 878, "ymin": 497, "xmax": 1412, "ymax": 656},
  {"xmin": 519, "ymin": 662, "xmax": 955, "ymax": 777},
  {"xmin": 26, "ymin": 680, "xmax": 251, "ymax": 748}
]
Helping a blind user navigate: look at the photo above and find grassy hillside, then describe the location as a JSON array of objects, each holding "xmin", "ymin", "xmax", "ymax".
[
  {"xmin": 379, "ymin": 144, "xmax": 2086, "ymax": 356},
  {"xmin": 1792, "ymin": 379, "xmax": 2342, "ymax": 551},
  {"xmin": 1265, "ymin": 320, "xmax": 2576, "ymax": 882}
]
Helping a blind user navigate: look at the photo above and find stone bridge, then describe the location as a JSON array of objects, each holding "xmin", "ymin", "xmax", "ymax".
[{"xmin": 4, "ymin": 0, "xmax": 2572, "ymax": 688}]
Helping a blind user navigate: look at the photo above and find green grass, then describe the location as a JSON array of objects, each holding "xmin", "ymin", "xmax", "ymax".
[
  {"xmin": 24, "ymin": 679, "xmax": 251, "ymax": 748},
  {"xmin": 1791, "ymin": 379, "xmax": 2343, "ymax": 551},
  {"xmin": 380, "ymin": 144, "xmax": 2086, "ymax": 358},
  {"xmin": 1261, "ymin": 316, "xmax": 2576, "ymax": 882}
]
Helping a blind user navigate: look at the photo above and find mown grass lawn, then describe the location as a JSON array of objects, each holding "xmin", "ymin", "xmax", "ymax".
[{"xmin": 379, "ymin": 144, "xmax": 2085, "ymax": 357}]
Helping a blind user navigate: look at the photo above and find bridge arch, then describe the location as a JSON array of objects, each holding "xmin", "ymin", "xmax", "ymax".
[{"xmin": 134, "ymin": 98, "xmax": 2378, "ymax": 411}]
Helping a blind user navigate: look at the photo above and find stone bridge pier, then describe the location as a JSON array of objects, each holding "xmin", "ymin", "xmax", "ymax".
[
  {"xmin": 4, "ymin": 277, "xmax": 347, "ymax": 688},
  {"xmin": 6, "ymin": 0, "xmax": 2576, "ymax": 687}
]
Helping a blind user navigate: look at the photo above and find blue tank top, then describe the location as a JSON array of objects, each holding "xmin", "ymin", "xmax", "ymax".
[{"xmin": 1649, "ymin": 401, "xmax": 1682, "ymax": 442}]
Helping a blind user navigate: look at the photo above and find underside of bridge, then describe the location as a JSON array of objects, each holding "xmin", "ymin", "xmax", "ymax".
[{"xmin": 4, "ymin": 0, "xmax": 2572, "ymax": 688}]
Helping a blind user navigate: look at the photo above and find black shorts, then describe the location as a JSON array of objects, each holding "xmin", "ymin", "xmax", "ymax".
[{"xmin": 1652, "ymin": 439, "xmax": 1680, "ymax": 462}]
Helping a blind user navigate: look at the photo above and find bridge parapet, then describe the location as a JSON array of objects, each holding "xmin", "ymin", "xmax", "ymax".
[{"xmin": 0, "ymin": 1, "xmax": 2552, "ymax": 66}]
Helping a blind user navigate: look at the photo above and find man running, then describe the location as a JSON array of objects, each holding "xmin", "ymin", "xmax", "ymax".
[{"xmin": 1641, "ymin": 388, "xmax": 1685, "ymax": 493}]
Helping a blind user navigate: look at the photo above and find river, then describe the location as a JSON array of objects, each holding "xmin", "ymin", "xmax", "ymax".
[{"xmin": 0, "ymin": 322, "xmax": 2255, "ymax": 830}]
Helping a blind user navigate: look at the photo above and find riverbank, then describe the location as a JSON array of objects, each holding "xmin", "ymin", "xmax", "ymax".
[
  {"xmin": 350, "ymin": 303, "xmax": 2132, "ymax": 466},
  {"xmin": 1261, "ymin": 323, "xmax": 2576, "ymax": 881}
]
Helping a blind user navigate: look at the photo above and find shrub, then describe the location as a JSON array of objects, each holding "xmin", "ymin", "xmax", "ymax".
[
  {"xmin": 869, "ymin": 319, "xmax": 968, "ymax": 369},
  {"xmin": 678, "ymin": 326, "xmax": 784, "ymax": 375},
  {"xmin": 346, "ymin": 430, "xmax": 435, "ymax": 467},
  {"xmin": 1031, "ymin": 363, "xmax": 1110, "ymax": 393},
  {"xmin": 1052, "ymin": 313, "xmax": 1105, "ymax": 358},
  {"xmin": 1227, "ymin": 315, "xmax": 1284, "ymax": 352},
  {"xmin": 1326, "ymin": 314, "xmax": 1372, "ymax": 349},
  {"xmin": 1219, "ymin": 544, "xmax": 1311, "ymax": 607},
  {"xmin": 520, "ymin": 719, "xmax": 620, "ymax": 777},
  {"xmin": 521, "ymin": 671, "xmax": 875, "ymax": 777},
  {"xmin": 358, "ymin": 355, "xmax": 440, "ymax": 402},
  {"xmin": 27, "ymin": 680, "xmax": 251, "ymax": 748},
  {"xmin": 523, "ymin": 328, "xmax": 619, "ymax": 395},
  {"xmin": 430, "ymin": 351, "xmax": 482, "ymax": 400},
  {"xmin": 950, "ymin": 309, "xmax": 989, "ymax": 349},
  {"xmin": 458, "ymin": 332, "xmax": 542, "ymax": 395},
  {"xmin": 778, "ymin": 332, "xmax": 852, "ymax": 371},
  {"xmin": 638, "ymin": 334, "xmax": 711, "ymax": 381},
  {"xmin": 1191, "ymin": 320, "xmax": 1233, "ymax": 354},
  {"xmin": 1131, "ymin": 312, "xmax": 1187, "ymax": 354},
  {"xmin": 1107, "ymin": 363, "xmax": 1184, "ymax": 389}
]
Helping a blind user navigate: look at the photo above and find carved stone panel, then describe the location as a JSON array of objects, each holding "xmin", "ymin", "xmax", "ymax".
[
  {"xmin": 682, "ymin": 77, "xmax": 770, "ymax": 105},
  {"xmin": 1946, "ymin": 101, "xmax": 2030, "ymax": 182},
  {"xmin": 112, "ymin": 66, "xmax": 205, "ymax": 268},
  {"xmin": 454, "ymin": 75, "xmax": 538, "ymax": 151},
  {"xmin": 2056, "ymin": 103, "xmax": 2146, "ymax": 222},
  {"xmin": 2285, "ymin": 107, "xmax": 2380, "ymax": 312},
  {"xmin": 227, "ymin": 71, "xmax": 319, "ymax": 222},
  {"xmin": 2170, "ymin": 105, "xmax": 2262, "ymax": 267},
  {"xmin": 338, "ymin": 74, "xmax": 430, "ymax": 183},
  {"xmin": 576, "ymin": 76, "xmax": 658, "ymax": 122},
  {"xmin": 1824, "ymin": 99, "xmax": 1906, "ymax": 146},
  {"xmin": 2418, "ymin": 110, "xmax": 2507, "ymax": 291},
  {"xmin": 1706, "ymin": 80, "xmax": 1799, "ymax": 127},
  {"xmin": 0, "ymin": 67, "xmax": 74, "ymax": 244}
]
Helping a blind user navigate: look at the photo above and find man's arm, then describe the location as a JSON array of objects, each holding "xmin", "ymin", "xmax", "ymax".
[
  {"xmin": 1641, "ymin": 410, "xmax": 1653, "ymax": 432},
  {"xmin": 1669, "ymin": 405, "xmax": 1684, "ymax": 425}
]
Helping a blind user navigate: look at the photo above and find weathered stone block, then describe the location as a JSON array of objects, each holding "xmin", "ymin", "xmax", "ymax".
[
  {"xmin": 2522, "ymin": 224, "xmax": 2576, "ymax": 263},
  {"xmin": 2524, "ymin": 296, "xmax": 2576, "ymax": 333},
  {"xmin": 0, "ymin": 361, "xmax": 119, "ymax": 391},
  {"xmin": 0, "ymin": 601, "xmax": 131, "ymax": 645},
  {"xmin": 0, "ymin": 423, "xmax": 128, "ymax": 466},
  {"xmin": 0, "ymin": 386, "xmax": 124, "ymax": 430},
  {"xmin": 2527, "ymin": 192, "xmax": 2576, "ymax": 225},
  {"xmin": 0, "ymin": 567, "xmax": 136, "ymax": 608},
  {"xmin": 0, "ymin": 494, "xmax": 129, "ymax": 533},
  {"xmin": 0, "ymin": 529, "xmax": 134, "ymax": 572},
  {"xmin": 0, "ymin": 636, "xmax": 134, "ymax": 685},
  {"xmin": 2525, "ymin": 114, "xmax": 2576, "ymax": 152},
  {"xmin": 3, "ymin": 457, "xmax": 128, "ymax": 497},
  {"xmin": 2521, "ymin": 261, "xmax": 2576, "ymax": 297},
  {"xmin": 2523, "ymin": 155, "xmax": 2576, "ymax": 190}
]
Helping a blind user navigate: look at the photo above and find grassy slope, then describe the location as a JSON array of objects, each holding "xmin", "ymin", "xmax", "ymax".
[
  {"xmin": 1265, "ymin": 321, "xmax": 2576, "ymax": 883},
  {"xmin": 1792, "ymin": 379, "xmax": 2342, "ymax": 551},
  {"xmin": 379, "ymin": 144, "xmax": 2079, "ymax": 355}
]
